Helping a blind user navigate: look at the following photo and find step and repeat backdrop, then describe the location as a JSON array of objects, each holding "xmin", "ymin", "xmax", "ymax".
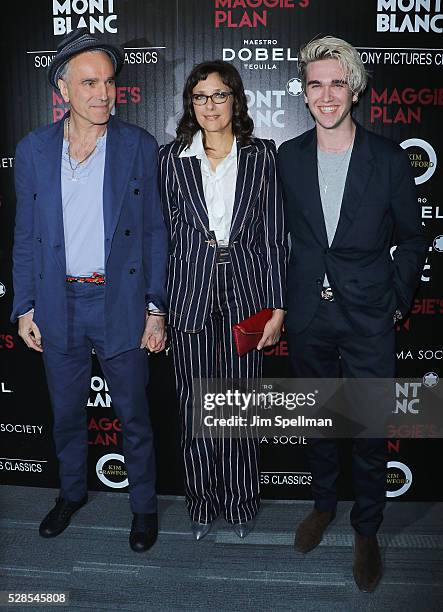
[{"xmin": 0, "ymin": 0, "xmax": 442, "ymax": 502}]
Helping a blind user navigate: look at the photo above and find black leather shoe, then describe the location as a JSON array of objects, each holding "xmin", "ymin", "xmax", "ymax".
[
  {"xmin": 129, "ymin": 513, "xmax": 158, "ymax": 552},
  {"xmin": 39, "ymin": 496, "xmax": 87, "ymax": 538}
]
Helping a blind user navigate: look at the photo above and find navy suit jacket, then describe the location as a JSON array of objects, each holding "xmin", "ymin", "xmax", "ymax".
[
  {"xmin": 159, "ymin": 137, "xmax": 287, "ymax": 332},
  {"xmin": 278, "ymin": 123, "xmax": 427, "ymax": 337},
  {"xmin": 11, "ymin": 114, "xmax": 168, "ymax": 358}
]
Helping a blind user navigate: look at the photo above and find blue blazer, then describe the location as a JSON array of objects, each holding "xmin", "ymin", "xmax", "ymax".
[
  {"xmin": 11, "ymin": 114, "xmax": 168, "ymax": 358},
  {"xmin": 278, "ymin": 123, "xmax": 428, "ymax": 337},
  {"xmin": 159, "ymin": 137, "xmax": 287, "ymax": 332}
]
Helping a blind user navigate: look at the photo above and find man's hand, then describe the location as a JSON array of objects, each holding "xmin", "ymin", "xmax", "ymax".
[
  {"xmin": 140, "ymin": 313, "xmax": 166, "ymax": 352},
  {"xmin": 18, "ymin": 311, "xmax": 43, "ymax": 352},
  {"xmin": 257, "ymin": 309, "xmax": 285, "ymax": 351}
]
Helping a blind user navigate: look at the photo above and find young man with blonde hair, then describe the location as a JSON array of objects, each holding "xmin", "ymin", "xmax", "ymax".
[{"xmin": 278, "ymin": 36, "xmax": 426, "ymax": 592}]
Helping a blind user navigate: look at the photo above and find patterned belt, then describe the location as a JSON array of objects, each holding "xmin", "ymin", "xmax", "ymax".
[
  {"xmin": 320, "ymin": 286, "xmax": 334, "ymax": 301},
  {"xmin": 66, "ymin": 272, "xmax": 105, "ymax": 285}
]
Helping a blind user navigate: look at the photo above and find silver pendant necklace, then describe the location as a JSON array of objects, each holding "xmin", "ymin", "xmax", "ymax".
[{"xmin": 66, "ymin": 118, "xmax": 99, "ymax": 181}]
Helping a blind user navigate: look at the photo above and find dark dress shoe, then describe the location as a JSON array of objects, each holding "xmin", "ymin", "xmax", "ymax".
[
  {"xmin": 39, "ymin": 496, "xmax": 87, "ymax": 538},
  {"xmin": 295, "ymin": 508, "xmax": 335, "ymax": 553},
  {"xmin": 129, "ymin": 513, "xmax": 158, "ymax": 552},
  {"xmin": 190, "ymin": 521, "xmax": 212, "ymax": 541},
  {"xmin": 232, "ymin": 517, "xmax": 256, "ymax": 539},
  {"xmin": 353, "ymin": 533, "xmax": 382, "ymax": 592}
]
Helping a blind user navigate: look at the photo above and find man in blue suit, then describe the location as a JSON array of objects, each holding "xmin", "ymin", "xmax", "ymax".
[
  {"xmin": 278, "ymin": 37, "xmax": 427, "ymax": 591},
  {"xmin": 11, "ymin": 31, "xmax": 168, "ymax": 552}
]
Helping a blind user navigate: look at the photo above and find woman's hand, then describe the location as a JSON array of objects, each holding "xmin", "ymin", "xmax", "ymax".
[{"xmin": 257, "ymin": 309, "xmax": 285, "ymax": 351}]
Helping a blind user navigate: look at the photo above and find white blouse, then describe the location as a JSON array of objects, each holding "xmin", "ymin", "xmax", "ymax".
[{"xmin": 179, "ymin": 130, "xmax": 237, "ymax": 246}]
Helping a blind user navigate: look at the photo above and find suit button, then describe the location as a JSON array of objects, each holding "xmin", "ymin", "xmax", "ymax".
[
  {"xmin": 133, "ymin": 188, "xmax": 140, "ymax": 195},
  {"xmin": 323, "ymin": 249, "xmax": 329, "ymax": 254},
  {"xmin": 36, "ymin": 237, "xmax": 42, "ymax": 243},
  {"xmin": 129, "ymin": 268, "xmax": 136, "ymax": 274},
  {"xmin": 39, "ymin": 273, "xmax": 43, "ymax": 279},
  {"xmin": 125, "ymin": 229, "xmax": 131, "ymax": 236},
  {"xmin": 33, "ymin": 194, "xmax": 37, "ymax": 200}
]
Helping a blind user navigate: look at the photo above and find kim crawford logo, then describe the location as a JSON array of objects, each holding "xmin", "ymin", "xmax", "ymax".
[
  {"xmin": 376, "ymin": 0, "xmax": 443, "ymax": 33},
  {"xmin": 96, "ymin": 453, "xmax": 128, "ymax": 489},
  {"xmin": 53, "ymin": 0, "xmax": 118, "ymax": 35},
  {"xmin": 400, "ymin": 138, "xmax": 437, "ymax": 185},
  {"xmin": 386, "ymin": 461, "xmax": 412, "ymax": 498}
]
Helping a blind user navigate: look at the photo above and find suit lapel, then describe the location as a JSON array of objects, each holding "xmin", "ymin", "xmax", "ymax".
[
  {"xmin": 103, "ymin": 116, "xmax": 136, "ymax": 262},
  {"xmin": 34, "ymin": 117, "xmax": 66, "ymax": 272},
  {"xmin": 229, "ymin": 142, "xmax": 265, "ymax": 242},
  {"xmin": 172, "ymin": 145, "xmax": 210, "ymax": 235},
  {"xmin": 298, "ymin": 130, "xmax": 328, "ymax": 247},
  {"xmin": 331, "ymin": 124, "xmax": 375, "ymax": 247}
]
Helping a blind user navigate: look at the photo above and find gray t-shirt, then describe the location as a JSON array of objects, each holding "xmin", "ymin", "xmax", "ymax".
[{"xmin": 317, "ymin": 143, "xmax": 353, "ymax": 287}]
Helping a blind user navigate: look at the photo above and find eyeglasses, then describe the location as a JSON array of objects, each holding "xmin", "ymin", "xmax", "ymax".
[{"xmin": 191, "ymin": 91, "xmax": 233, "ymax": 105}]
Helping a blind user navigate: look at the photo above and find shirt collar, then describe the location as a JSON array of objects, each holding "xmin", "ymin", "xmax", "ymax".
[{"xmin": 179, "ymin": 130, "xmax": 237, "ymax": 161}]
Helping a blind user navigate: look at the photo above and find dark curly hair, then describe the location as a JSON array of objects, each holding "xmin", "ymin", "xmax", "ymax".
[{"xmin": 176, "ymin": 60, "xmax": 254, "ymax": 147}]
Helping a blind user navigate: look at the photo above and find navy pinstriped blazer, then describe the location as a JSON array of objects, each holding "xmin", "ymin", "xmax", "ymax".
[{"xmin": 159, "ymin": 137, "xmax": 287, "ymax": 332}]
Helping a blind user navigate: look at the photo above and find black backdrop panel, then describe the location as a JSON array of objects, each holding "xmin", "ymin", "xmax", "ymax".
[{"xmin": 0, "ymin": 0, "xmax": 442, "ymax": 502}]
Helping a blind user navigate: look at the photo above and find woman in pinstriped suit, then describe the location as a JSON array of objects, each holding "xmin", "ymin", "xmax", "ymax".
[{"xmin": 159, "ymin": 61, "xmax": 287, "ymax": 540}]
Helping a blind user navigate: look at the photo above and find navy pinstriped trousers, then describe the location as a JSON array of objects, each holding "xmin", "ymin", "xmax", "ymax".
[{"xmin": 170, "ymin": 259, "xmax": 262, "ymax": 525}]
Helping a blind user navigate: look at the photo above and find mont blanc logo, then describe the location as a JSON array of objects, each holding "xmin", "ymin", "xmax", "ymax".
[
  {"xmin": 433, "ymin": 235, "xmax": 443, "ymax": 252},
  {"xmin": 0, "ymin": 282, "xmax": 5, "ymax": 298},
  {"xmin": 286, "ymin": 78, "xmax": 303, "ymax": 96},
  {"xmin": 96, "ymin": 453, "xmax": 128, "ymax": 489},
  {"xmin": 245, "ymin": 89, "xmax": 286, "ymax": 129},
  {"xmin": 53, "ymin": 0, "xmax": 118, "ymax": 36},
  {"xmin": 394, "ymin": 381, "xmax": 421, "ymax": 414},
  {"xmin": 377, "ymin": 0, "xmax": 443, "ymax": 33},
  {"xmin": 386, "ymin": 461, "xmax": 412, "ymax": 498},
  {"xmin": 400, "ymin": 138, "xmax": 437, "ymax": 184},
  {"xmin": 423, "ymin": 372, "xmax": 439, "ymax": 387},
  {"xmin": 87, "ymin": 376, "xmax": 111, "ymax": 408}
]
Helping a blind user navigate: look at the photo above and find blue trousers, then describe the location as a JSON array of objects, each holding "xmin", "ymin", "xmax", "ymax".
[
  {"xmin": 288, "ymin": 299, "xmax": 394, "ymax": 536},
  {"xmin": 42, "ymin": 282, "xmax": 156, "ymax": 513}
]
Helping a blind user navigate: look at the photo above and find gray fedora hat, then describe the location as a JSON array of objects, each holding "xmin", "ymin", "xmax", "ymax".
[{"xmin": 48, "ymin": 29, "xmax": 124, "ymax": 89}]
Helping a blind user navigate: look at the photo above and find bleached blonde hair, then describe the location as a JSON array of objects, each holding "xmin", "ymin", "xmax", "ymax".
[{"xmin": 299, "ymin": 36, "xmax": 368, "ymax": 96}]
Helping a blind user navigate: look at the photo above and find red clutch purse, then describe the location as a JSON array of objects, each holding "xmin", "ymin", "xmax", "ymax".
[{"xmin": 232, "ymin": 309, "xmax": 273, "ymax": 356}]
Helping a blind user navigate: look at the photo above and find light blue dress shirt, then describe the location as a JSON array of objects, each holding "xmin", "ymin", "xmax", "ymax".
[{"xmin": 61, "ymin": 133, "xmax": 107, "ymax": 277}]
